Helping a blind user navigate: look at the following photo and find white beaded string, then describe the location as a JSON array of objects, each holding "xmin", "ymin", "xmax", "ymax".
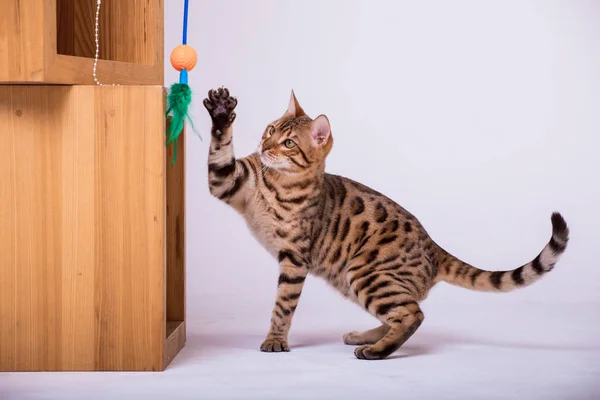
[{"xmin": 93, "ymin": 0, "xmax": 119, "ymax": 86}]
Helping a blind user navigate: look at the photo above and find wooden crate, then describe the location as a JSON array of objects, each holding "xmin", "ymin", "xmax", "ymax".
[
  {"xmin": 0, "ymin": 85, "xmax": 185, "ymax": 371},
  {"xmin": 0, "ymin": 0, "xmax": 163, "ymax": 84}
]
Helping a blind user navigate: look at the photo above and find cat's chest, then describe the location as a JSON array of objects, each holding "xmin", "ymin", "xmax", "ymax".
[{"xmin": 243, "ymin": 195, "xmax": 289, "ymax": 257}]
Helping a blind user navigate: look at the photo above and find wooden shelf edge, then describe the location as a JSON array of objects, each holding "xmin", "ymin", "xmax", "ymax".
[
  {"xmin": 0, "ymin": 60, "xmax": 163, "ymax": 86},
  {"xmin": 164, "ymin": 320, "xmax": 186, "ymax": 369},
  {"xmin": 46, "ymin": 55, "xmax": 163, "ymax": 86}
]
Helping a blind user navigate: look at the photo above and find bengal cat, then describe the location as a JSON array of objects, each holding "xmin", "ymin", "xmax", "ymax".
[{"xmin": 203, "ymin": 87, "xmax": 569, "ymax": 360}]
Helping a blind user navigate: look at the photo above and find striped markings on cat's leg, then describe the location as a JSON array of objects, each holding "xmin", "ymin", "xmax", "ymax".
[
  {"xmin": 260, "ymin": 251, "xmax": 308, "ymax": 353},
  {"xmin": 205, "ymin": 88, "xmax": 238, "ymax": 197},
  {"xmin": 204, "ymin": 87, "xmax": 256, "ymax": 211},
  {"xmin": 354, "ymin": 300, "xmax": 424, "ymax": 360},
  {"xmin": 347, "ymin": 260, "xmax": 425, "ymax": 359},
  {"xmin": 343, "ymin": 324, "xmax": 390, "ymax": 346}
]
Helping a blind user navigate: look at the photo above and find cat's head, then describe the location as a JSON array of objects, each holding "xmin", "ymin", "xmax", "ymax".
[{"xmin": 259, "ymin": 91, "xmax": 333, "ymax": 174}]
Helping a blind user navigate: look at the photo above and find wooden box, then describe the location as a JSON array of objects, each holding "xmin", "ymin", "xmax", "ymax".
[
  {"xmin": 0, "ymin": 85, "xmax": 185, "ymax": 371},
  {"xmin": 0, "ymin": 0, "xmax": 163, "ymax": 85}
]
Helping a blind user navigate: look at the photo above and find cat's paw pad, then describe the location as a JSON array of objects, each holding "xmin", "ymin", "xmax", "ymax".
[
  {"xmin": 260, "ymin": 338, "xmax": 290, "ymax": 353},
  {"xmin": 343, "ymin": 331, "xmax": 371, "ymax": 345},
  {"xmin": 354, "ymin": 345, "xmax": 383, "ymax": 360},
  {"xmin": 203, "ymin": 87, "xmax": 237, "ymax": 129}
]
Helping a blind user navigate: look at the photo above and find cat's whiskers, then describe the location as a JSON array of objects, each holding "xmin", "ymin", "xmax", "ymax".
[{"xmin": 260, "ymin": 158, "xmax": 272, "ymax": 175}]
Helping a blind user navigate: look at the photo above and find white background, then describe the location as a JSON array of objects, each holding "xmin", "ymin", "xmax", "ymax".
[{"xmin": 6, "ymin": 1, "xmax": 599, "ymax": 399}]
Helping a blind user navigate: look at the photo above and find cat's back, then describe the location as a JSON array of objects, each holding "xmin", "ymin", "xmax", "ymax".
[
  {"xmin": 322, "ymin": 173, "xmax": 418, "ymax": 223},
  {"xmin": 310, "ymin": 173, "xmax": 429, "ymax": 279}
]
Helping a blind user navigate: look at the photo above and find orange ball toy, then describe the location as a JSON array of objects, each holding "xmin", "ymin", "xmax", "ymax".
[{"xmin": 170, "ymin": 44, "xmax": 197, "ymax": 72}]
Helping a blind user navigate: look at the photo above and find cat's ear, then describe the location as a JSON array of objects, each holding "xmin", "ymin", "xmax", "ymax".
[
  {"xmin": 310, "ymin": 115, "xmax": 331, "ymax": 148},
  {"xmin": 286, "ymin": 90, "xmax": 307, "ymax": 117}
]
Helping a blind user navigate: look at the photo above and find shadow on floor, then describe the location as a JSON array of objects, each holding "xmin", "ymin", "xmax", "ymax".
[
  {"xmin": 171, "ymin": 329, "xmax": 441, "ymax": 367},
  {"xmin": 415, "ymin": 330, "xmax": 600, "ymax": 353},
  {"xmin": 170, "ymin": 324, "xmax": 600, "ymax": 368}
]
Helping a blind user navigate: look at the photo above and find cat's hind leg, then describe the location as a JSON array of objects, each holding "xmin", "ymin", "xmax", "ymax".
[
  {"xmin": 347, "ymin": 264, "xmax": 425, "ymax": 359},
  {"xmin": 354, "ymin": 299, "xmax": 424, "ymax": 360}
]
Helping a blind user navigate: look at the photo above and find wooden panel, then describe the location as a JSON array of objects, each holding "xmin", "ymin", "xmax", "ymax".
[
  {"xmin": 51, "ymin": 0, "xmax": 164, "ymax": 84},
  {"xmin": 54, "ymin": 0, "xmax": 164, "ymax": 70},
  {"xmin": 73, "ymin": 0, "xmax": 96, "ymax": 58},
  {"xmin": 98, "ymin": 0, "xmax": 158, "ymax": 65},
  {"xmin": 93, "ymin": 86, "xmax": 166, "ymax": 371},
  {"xmin": 56, "ymin": 0, "xmax": 75, "ymax": 56},
  {"xmin": 0, "ymin": 87, "xmax": 70, "ymax": 370},
  {"xmin": 0, "ymin": 88, "xmax": 16, "ymax": 369},
  {"xmin": 166, "ymin": 119, "xmax": 186, "ymax": 325},
  {"xmin": 60, "ymin": 88, "xmax": 97, "ymax": 370},
  {"xmin": 0, "ymin": 0, "xmax": 164, "ymax": 84},
  {"xmin": 0, "ymin": 86, "xmax": 168, "ymax": 371},
  {"xmin": 56, "ymin": 0, "xmax": 95, "ymax": 58},
  {"xmin": 0, "ymin": 0, "xmax": 46, "ymax": 81}
]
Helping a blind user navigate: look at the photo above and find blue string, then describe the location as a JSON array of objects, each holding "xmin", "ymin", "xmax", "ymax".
[
  {"xmin": 182, "ymin": 0, "xmax": 189, "ymax": 45},
  {"xmin": 179, "ymin": 69, "xmax": 188, "ymax": 84}
]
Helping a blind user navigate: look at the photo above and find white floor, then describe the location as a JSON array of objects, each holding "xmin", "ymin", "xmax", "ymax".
[{"xmin": 2, "ymin": 300, "xmax": 599, "ymax": 400}]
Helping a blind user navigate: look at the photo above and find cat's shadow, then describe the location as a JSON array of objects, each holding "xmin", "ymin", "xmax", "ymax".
[
  {"xmin": 170, "ymin": 328, "xmax": 599, "ymax": 367},
  {"xmin": 415, "ymin": 330, "xmax": 600, "ymax": 352},
  {"xmin": 291, "ymin": 332, "xmax": 434, "ymax": 358}
]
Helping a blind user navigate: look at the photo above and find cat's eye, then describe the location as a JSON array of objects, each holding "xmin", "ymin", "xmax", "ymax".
[
  {"xmin": 284, "ymin": 139, "xmax": 296, "ymax": 149},
  {"xmin": 268, "ymin": 126, "xmax": 275, "ymax": 136}
]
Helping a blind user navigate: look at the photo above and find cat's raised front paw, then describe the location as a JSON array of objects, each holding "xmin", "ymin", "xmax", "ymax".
[
  {"xmin": 260, "ymin": 338, "xmax": 290, "ymax": 353},
  {"xmin": 203, "ymin": 87, "xmax": 237, "ymax": 132}
]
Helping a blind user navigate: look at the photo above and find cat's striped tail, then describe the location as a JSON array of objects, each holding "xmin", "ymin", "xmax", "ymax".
[{"xmin": 435, "ymin": 212, "xmax": 569, "ymax": 292}]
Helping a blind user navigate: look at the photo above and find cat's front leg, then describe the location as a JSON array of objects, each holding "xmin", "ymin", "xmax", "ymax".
[
  {"xmin": 204, "ymin": 88, "xmax": 253, "ymax": 211},
  {"xmin": 260, "ymin": 251, "xmax": 308, "ymax": 353}
]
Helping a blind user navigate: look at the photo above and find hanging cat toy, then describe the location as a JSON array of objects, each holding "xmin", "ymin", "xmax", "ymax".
[
  {"xmin": 94, "ymin": 0, "xmax": 197, "ymax": 165},
  {"xmin": 166, "ymin": 0, "xmax": 199, "ymax": 165}
]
